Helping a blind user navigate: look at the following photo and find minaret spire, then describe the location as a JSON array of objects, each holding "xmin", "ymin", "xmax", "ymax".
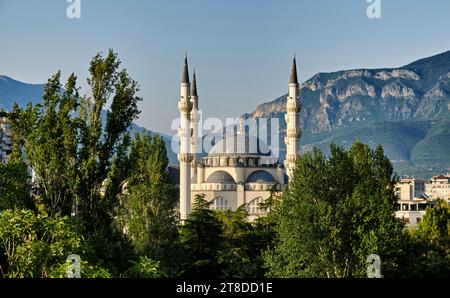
[
  {"xmin": 191, "ymin": 68, "xmax": 198, "ymax": 100},
  {"xmin": 290, "ymin": 52, "xmax": 298, "ymax": 84},
  {"xmin": 182, "ymin": 51, "xmax": 190, "ymax": 84},
  {"xmin": 190, "ymin": 67, "xmax": 200, "ymax": 175}
]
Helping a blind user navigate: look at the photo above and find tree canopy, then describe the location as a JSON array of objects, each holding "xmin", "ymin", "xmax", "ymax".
[{"xmin": 264, "ymin": 143, "xmax": 412, "ymax": 277}]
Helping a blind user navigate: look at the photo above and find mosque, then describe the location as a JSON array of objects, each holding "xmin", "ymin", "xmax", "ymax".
[{"xmin": 176, "ymin": 53, "xmax": 301, "ymax": 221}]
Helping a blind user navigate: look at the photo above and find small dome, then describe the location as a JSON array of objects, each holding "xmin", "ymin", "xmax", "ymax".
[
  {"xmin": 246, "ymin": 170, "xmax": 276, "ymax": 184},
  {"xmin": 206, "ymin": 171, "xmax": 236, "ymax": 184}
]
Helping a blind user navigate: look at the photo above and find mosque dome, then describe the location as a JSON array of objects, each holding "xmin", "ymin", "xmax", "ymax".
[
  {"xmin": 246, "ymin": 170, "xmax": 276, "ymax": 184},
  {"xmin": 205, "ymin": 171, "xmax": 236, "ymax": 184},
  {"xmin": 208, "ymin": 134, "xmax": 272, "ymax": 157}
]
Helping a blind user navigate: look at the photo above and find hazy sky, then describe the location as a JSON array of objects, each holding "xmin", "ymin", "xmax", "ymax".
[{"xmin": 1, "ymin": 0, "xmax": 450, "ymax": 134}]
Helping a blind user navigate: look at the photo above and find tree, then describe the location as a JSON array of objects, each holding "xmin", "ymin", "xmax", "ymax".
[
  {"xmin": 264, "ymin": 143, "xmax": 411, "ymax": 277},
  {"xmin": 407, "ymin": 199, "xmax": 450, "ymax": 277},
  {"xmin": 49, "ymin": 260, "xmax": 111, "ymax": 278},
  {"xmin": 0, "ymin": 209, "xmax": 108, "ymax": 278},
  {"xmin": 215, "ymin": 185, "xmax": 280, "ymax": 278},
  {"xmin": 216, "ymin": 206, "xmax": 255, "ymax": 277},
  {"xmin": 0, "ymin": 144, "xmax": 33, "ymax": 211},
  {"xmin": 179, "ymin": 195, "xmax": 224, "ymax": 278},
  {"xmin": 416, "ymin": 199, "xmax": 450, "ymax": 251},
  {"xmin": 11, "ymin": 73, "xmax": 80, "ymax": 216},
  {"xmin": 123, "ymin": 256, "xmax": 164, "ymax": 278},
  {"xmin": 116, "ymin": 132, "xmax": 179, "ymax": 275},
  {"xmin": 216, "ymin": 205, "xmax": 274, "ymax": 278},
  {"xmin": 10, "ymin": 50, "xmax": 142, "ymax": 219},
  {"xmin": 10, "ymin": 50, "xmax": 142, "ymax": 275},
  {"xmin": 76, "ymin": 51, "xmax": 141, "ymax": 219}
]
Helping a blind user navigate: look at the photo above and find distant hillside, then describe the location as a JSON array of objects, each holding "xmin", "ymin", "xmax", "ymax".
[
  {"xmin": 0, "ymin": 75, "xmax": 177, "ymax": 164},
  {"xmin": 0, "ymin": 76, "xmax": 44, "ymax": 109},
  {"xmin": 243, "ymin": 51, "xmax": 450, "ymax": 178}
]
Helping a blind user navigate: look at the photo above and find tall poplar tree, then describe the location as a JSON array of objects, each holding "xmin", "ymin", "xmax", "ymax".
[{"xmin": 10, "ymin": 50, "xmax": 142, "ymax": 275}]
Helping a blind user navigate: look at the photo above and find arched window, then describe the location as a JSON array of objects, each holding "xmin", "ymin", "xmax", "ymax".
[
  {"xmin": 245, "ymin": 197, "xmax": 266, "ymax": 215},
  {"xmin": 209, "ymin": 196, "xmax": 231, "ymax": 211}
]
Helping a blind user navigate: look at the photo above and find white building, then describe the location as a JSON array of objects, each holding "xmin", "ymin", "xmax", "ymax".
[
  {"xmin": 394, "ymin": 175, "xmax": 450, "ymax": 227},
  {"xmin": 395, "ymin": 197, "xmax": 435, "ymax": 227},
  {"xmin": 395, "ymin": 178, "xmax": 426, "ymax": 201},
  {"xmin": 425, "ymin": 174, "xmax": 450, "ymax": 200},
  {"xmin": 177, "ymin": 54, "xmax": 301, "ymax": 221}
]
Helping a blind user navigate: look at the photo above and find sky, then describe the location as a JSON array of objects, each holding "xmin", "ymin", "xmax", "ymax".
[{"xmin": 1, "ymin": 0, "xmax": 450, "ymax": 134}]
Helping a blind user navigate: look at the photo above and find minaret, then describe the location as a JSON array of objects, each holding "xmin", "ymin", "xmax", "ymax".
[
  {"xmin": 284, "ymin": 53, "xmax": 301, "ymax": 178},
  {"xmin": 178, "ymin": 53, "xmax": 193, "ymax": 220},
  {"xmin": 190, "ymin": 69, "xmax": 199, "ymax": 172}
]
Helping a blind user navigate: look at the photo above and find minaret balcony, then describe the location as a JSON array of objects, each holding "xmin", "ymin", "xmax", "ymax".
[
  {"xmin": 287, "ymin": 101, "xmax": 300, "ymax": 113},
  {"xmin": 178, "ymin": 100, "xmax": 193, "ymax": 113},
  {"xmin": 178, "ymin": 153, "xmax": 193, "ymax": 163},
  {"xmin": 286, "ymin": 128, "xmax": 301, "ymax": 138},
  {"xmin": 284, "ymin": 155, "xmax": 297, "ymax": 164}
]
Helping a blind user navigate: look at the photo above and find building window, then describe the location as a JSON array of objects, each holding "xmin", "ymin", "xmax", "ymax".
[{"xmin": 246, "ymin": 197, "xmax": 266, "ymax": 215}]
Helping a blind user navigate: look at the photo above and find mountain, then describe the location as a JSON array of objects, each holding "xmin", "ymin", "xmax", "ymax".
[
  {"xmin": 243, "ymin": 51, "xmax": 450, "ymax": 178},
  {"xmin": 0, "ymin": 75, "xmax": 178, "ymax": 164},
  {"xmin": 0, "ymin": 76, "xmax": 45, "ymax": 110}
]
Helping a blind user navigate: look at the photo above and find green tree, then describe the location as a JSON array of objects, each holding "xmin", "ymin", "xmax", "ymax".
[
  {"xmin": 76, "ymin": 51, "xmax": 141, "ymax": 219},
  {"xmin": 10, "ymin": 50, "xmax": 142, "ymax": 275},
  {"xmin": 0, "ymin": 144, "xmax": 32, "ymax": 211},
  {"xmin": 215, "ymin": 185, "xmax": 280, "ymax": 278},
  {"xmin": 10, "ymin": 50, "xmax": 141, "ymax": 219},
  {"xmin": 407, "ymin": 199, "xmax": 450, "ymax": 277},
  {"xmin": 416, "ymin": 199, "xmax": 450, "ymax": 250},
  {"xmin": 216, "ymin": 207, "xmax": 255, "ymax": 277},
  {"xmin": 216, "ymin": 205, "xmax": 275, "ymax": 278},
  {"xmin": 49, "ymin": 260, "xmax": 111, "ymax": 278},
  {"xmin": 0, "ymin": 209, "xmax": 106, "ymax": 278},
  {"xmin": 116, "ymin": 132, "xmax": 179, "ymax": 275},
  {"xmin": 264, "ymin": 143, "xmax": 411, "ymax": 277},
  {"xmin": 123, "ymin": 256, "xmax": 164, "ymax": 278},
  {"xmin": 11, "ymin": 73, "xmax": 79, "ymax": 216},
  {"xmin": 179, "ymin": 194, "xmax": 224, "ymax": 278}
]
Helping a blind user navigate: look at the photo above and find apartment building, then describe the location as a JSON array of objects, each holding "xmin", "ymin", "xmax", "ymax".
[
  {"xmin": 395, "ymin": 175, "xmax": 450, "ymax": 227},
  {"xmin": 0, "ymin": 110, "xmax": 13, "ymax": 164}
]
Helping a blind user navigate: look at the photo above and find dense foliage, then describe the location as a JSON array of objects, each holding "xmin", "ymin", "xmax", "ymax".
[
  {"xmin": 0, "ymin": 209, "xmax": 108, "ymax": 278},
  {"xmin": 0, "ymin": 145, "xmax": 32, "ymax": 211},
  {"xmin": 263, "ymin": 143, "xmax": 450, "ymax": 277}
]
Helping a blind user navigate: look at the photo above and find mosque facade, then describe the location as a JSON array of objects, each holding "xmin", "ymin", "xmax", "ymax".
[{"xmin": 177, "ymin": 53, "xmax": 301, "ymax": 221}]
